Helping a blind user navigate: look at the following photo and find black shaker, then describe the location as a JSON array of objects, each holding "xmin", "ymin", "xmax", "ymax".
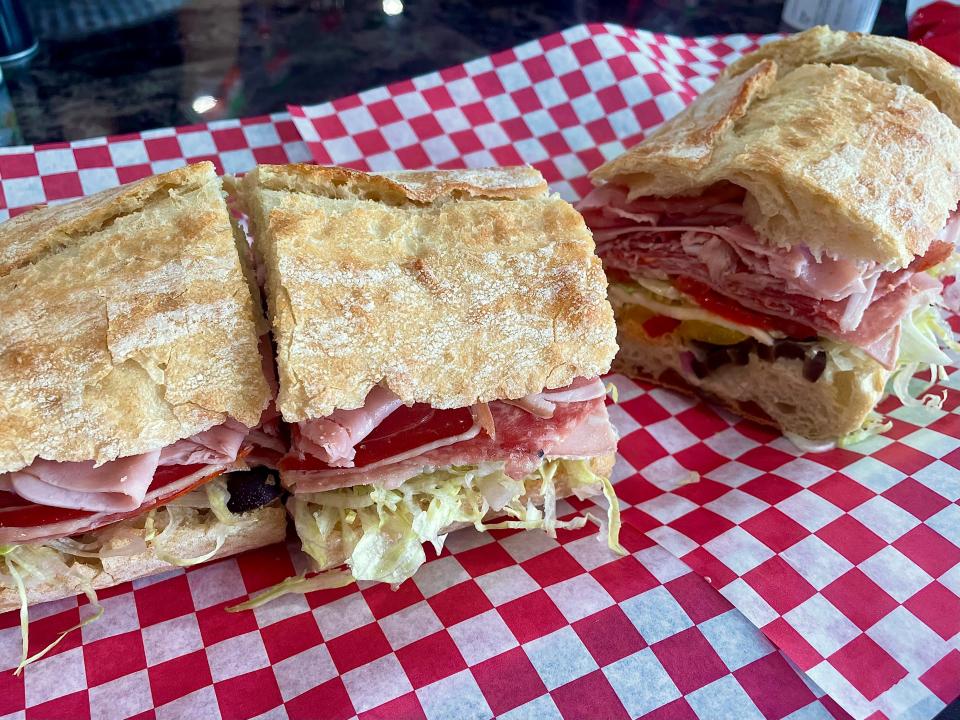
[{"xmin": 0, "ymin": 0, "xmax": 36, "ymax": 64}]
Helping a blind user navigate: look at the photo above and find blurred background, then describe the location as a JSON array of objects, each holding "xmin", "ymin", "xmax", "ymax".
[{"xmin": 0, "ymin": 0, "xmax": 910, "ymax": 146}]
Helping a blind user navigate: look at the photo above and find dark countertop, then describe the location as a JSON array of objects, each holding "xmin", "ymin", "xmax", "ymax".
[{"xmin": 1, "ymin": 0, "xmax": 908, "ymax": 146}]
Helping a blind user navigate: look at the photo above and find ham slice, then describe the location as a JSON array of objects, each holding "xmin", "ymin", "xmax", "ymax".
[
  {"xmin": 159, "ymin": 419, "xmax": 249, "ymax": 466},
  {"xmin": 580, "ymin": 184, "xmax": 959, "ymax": 367},
  {"xmin": 546, "ymin": 401, "xmax": 619, "ymax": 458},
  {"xmin": 293, "ymin": 378, "xmax": 606, "ymax": 467},
  {"xmin": 3, "ymin": 451, "xmax": 162, "ymax": 513},
  {"xmin": 1, "ymin": 419, "xmax": 253, "ymax": 513},
  {"xmin": 294, "ymin": 386, "xmax": 403, "ymax": 467},
  {"xmin": 0, "ymin": 464, "xmax": 226, "ymax": 545},
  {"xmin": 286, "ymin": 398, "xmax": 611, "ymax": 493},
  {"xmin": 503, "ymin": 377, "xmax": 607, "ymax": 418}
]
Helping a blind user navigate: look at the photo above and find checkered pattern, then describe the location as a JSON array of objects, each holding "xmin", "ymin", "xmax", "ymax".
[
  {"xmin": 0, "ymin": 49, "xmax": 839, "ymax": 719},
  {"xmin": 608, "ymin": 373, "xmax": 960, "ymax": 720},
  {"xmin": 0, "ymin": 516, "xmax": 846, "ymax": 720},
  {"xmin": 289, "ymin": 23, "xmax": 960, "ymax": 719},
  {"xmin": 288, "ymin": 23, "xmax": 770, "ymax": 202},
  {"xmin": 0, "ymin": 113, "xmax": 312, "ymax": 221},
  {"xmin": 0, "ymin": 21, "xmax": 956, "ymax": 720}
]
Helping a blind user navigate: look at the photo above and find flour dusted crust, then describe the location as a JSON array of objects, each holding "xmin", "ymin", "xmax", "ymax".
[
  {"xmin": 0, "ymin": 504, "xmax": 287, "ymax": 612},
  {"xmin": 591, "ymin": 31, "xmax": 960, "ymax": 269},
  {"xmin": 239, "ymin": 164, "xmax": 617, "ymax": 422},
  {"xmin": 0, "ymin": 162, "xmax": 271, "ymax": 473},
  {"xmin": 721, "ymin": 26, "xmax": 960, "ymax": 124}
]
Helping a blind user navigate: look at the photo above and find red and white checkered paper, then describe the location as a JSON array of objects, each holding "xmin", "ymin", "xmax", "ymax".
[
  {"xmin": 0, "ymin": 21, "xmax": 954, "ymax": 720},
  {"xmin": 0, "ymin": 96, "xmax": 843, "ymax": 720},
  {"xmin": 287, "ymin": 23, "xmax": 960, "ymax": 720}
]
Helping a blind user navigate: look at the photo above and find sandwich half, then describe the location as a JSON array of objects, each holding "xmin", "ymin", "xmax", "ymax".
[
  {"xmin": 240, "ymin": 164, "xmax": 622, "ymax": 586},
  {"xmin": 579, "ymin": 27, "xmax": 960, "ymax": 444},
  {"xmin": 0, "ymin": 163, "xmax": 287, "ymax": 657}
]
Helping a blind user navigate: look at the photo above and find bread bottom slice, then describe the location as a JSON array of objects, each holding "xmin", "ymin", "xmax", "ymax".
[
  {"xmin": 0, "ymin": 504, "xmax": 287, "ymax": 613},
  {"xmin": 615, "ymin": 333, "xmax": 889, "ymax": 441}
]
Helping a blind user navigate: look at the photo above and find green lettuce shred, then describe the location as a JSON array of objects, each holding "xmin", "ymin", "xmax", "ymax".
[
  {"xmin": 887, "ymin": 305, "xmax": 958, "ymax": 410},
  {"xmin": 605, "ymin": 382, "xmax": 619, "ymax": 404},
  {"xmin": 1, "ymin": 545, "xmax": 104, "ymax": 675},
  {"xmin": 284, "ymin": 459, "xmax": 623, "ymax": 590},
  {"xmin": 0, "ymin": 480, "xmax": 255, "ymax": 672},
  {"xmin": 838, "ymin": 411, "xmax": 895, "ymax": 449},
  {"xmin": 226, "ymin": 570, "xmax": 355, "ymax": 612}
]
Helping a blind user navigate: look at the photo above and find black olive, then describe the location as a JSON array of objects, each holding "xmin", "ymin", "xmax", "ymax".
[
  {"xmin": 775, "ymin": 342, "xmax": 806, "ymax": 361},
  {"xmin": 756, "ymin": 343, "xmax": 776, "ymax": 362},
  {"xmin": 705, "ymin": 347, "xmax": 730, "ymax": 371},
  {"xmin": 728, "ymin": 342, "xmax": 751, "ymax": 366},
  {"xmin": 803, "ymin": 351, "xmax": 828, "ymax": 382},
  {"xmin": 225, "ymin": 467, "xmax": 283, "ymax": 514},
  {"xmin": 691, "ymin": 357, "xmax": 708, "ymax": 379}
]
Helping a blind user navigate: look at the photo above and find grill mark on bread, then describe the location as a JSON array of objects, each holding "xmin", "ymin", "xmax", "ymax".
[
  {"xmin": 0, "ymin": 174, "xmax": 207, "ymax": 279},
  {"xmin": 237, "ymin": 164, "xmax": 618, "ymax": 421},
  {"xmin": 0, "ymin": 163, "xmax": 271, "ymax": 473}
]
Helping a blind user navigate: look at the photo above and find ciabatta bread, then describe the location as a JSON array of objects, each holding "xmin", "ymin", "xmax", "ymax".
[
  {"xmin": 591, "ymin": 36, "xmax": 960, "ymax": 268},
  {"xmin": 0, "ymin": 162, "xmax": 270, "ymax": 473},
  {"xmin": 615, "ymin": 331, "xmax": 889, "ymax": 441},
  {"xmin": 239, "ymin": 164, "xmax": 618, "ymax": 422},
  {"xmin": 720, "ymin": 25, "xmax": 960, "ymax": 124}
]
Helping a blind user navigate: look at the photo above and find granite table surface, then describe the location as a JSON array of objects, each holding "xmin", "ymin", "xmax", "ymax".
[{"xmin": 0, "ymin": 0, "xmax": 909, "ymax": 146}]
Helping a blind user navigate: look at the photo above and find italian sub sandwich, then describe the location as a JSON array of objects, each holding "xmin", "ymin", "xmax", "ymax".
[
  {"xmin": 0, "ymin": 162, "xmax": 287, "ymax": 668},
  {"xmin": 579, "ymin": 27, "xmax": 960, "ymax": 444},
  {"xmin": 238, "ymin": 164, "xmax": 623, "ymax": 588}
]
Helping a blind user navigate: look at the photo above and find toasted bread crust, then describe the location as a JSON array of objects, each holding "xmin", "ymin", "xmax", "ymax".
[
  {"xmin": 591, "ymin": 31, "xmax": 960, "ymax": 268},
  {"xmin": 721, "ymin": 26, "xmax": 960, "ymax": 124},
  {"xmin": 0, "ymin": 162, "xmax": 270, "ymax": 473},
  {"xmin": 239, "ymin": 165, "xmax": 618, "ymax": 421},
  {"xmin": 0, "ymin": 503, "xmax": 287, "ymax": 613}
]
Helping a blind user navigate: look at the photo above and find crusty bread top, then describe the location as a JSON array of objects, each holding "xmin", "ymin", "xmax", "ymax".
[
  {"xmin": 0, "ymin": 162, "xmax": 270, "ymax": 473},
  {"xmin": 591, "ymin": 31, "xmax": 960, "ymax": 269},
  {"xmin": 239, "ymin": 164, "xmax": 617, "ymax": 422},
  {"xmin": 721, "ymin": 26, "xmax": 960, "ymax": 125}
]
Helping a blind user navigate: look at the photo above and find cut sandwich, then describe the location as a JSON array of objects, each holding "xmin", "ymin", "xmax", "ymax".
[
  {"xmin": 0, "ymin": 163, "xmax": 287, "ymax": 666},
  {"xmin": 579, "ymin": 27, "xmax": 960, "ymax": 444},
  {"xmin": 239, "ymin": 164, "xmax": 622, "ymax": 587}
]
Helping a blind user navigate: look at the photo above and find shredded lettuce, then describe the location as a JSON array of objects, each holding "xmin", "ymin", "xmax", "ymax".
[
  {"xmin": 597, "ymin": 475, "xmax": 627, "ymax": 555},
  {"xmin": 226, "ymin": 570, "xmax": 355, "ymax": 612},
  {"xmin": 1, "ymin": 545, "xmax": 104, "ymax": 675},
  {"xmin": 838, "ymin": 411, "xmax": 894, "ymax": 448},
  {"xmin": 605, "ymin": 382, "xmax": 619, "ymax": 404},
  {"xmin": 888, "ymin": 305, "xmax": 958, "ymax": 409},
  {"xmin": 205, "ymin": 478, "xmax": 239, "ymax": 526},
  {"xmin": 288, "ymin": 459, "xmax": 622, "ymax": 588},
  {"xmin": 0, "ymin": 480, "xmax": 260, "ymax": 671},
  {"xmin": 821, "ymin": 304, "xmax": 957, "ymax": 445}
]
